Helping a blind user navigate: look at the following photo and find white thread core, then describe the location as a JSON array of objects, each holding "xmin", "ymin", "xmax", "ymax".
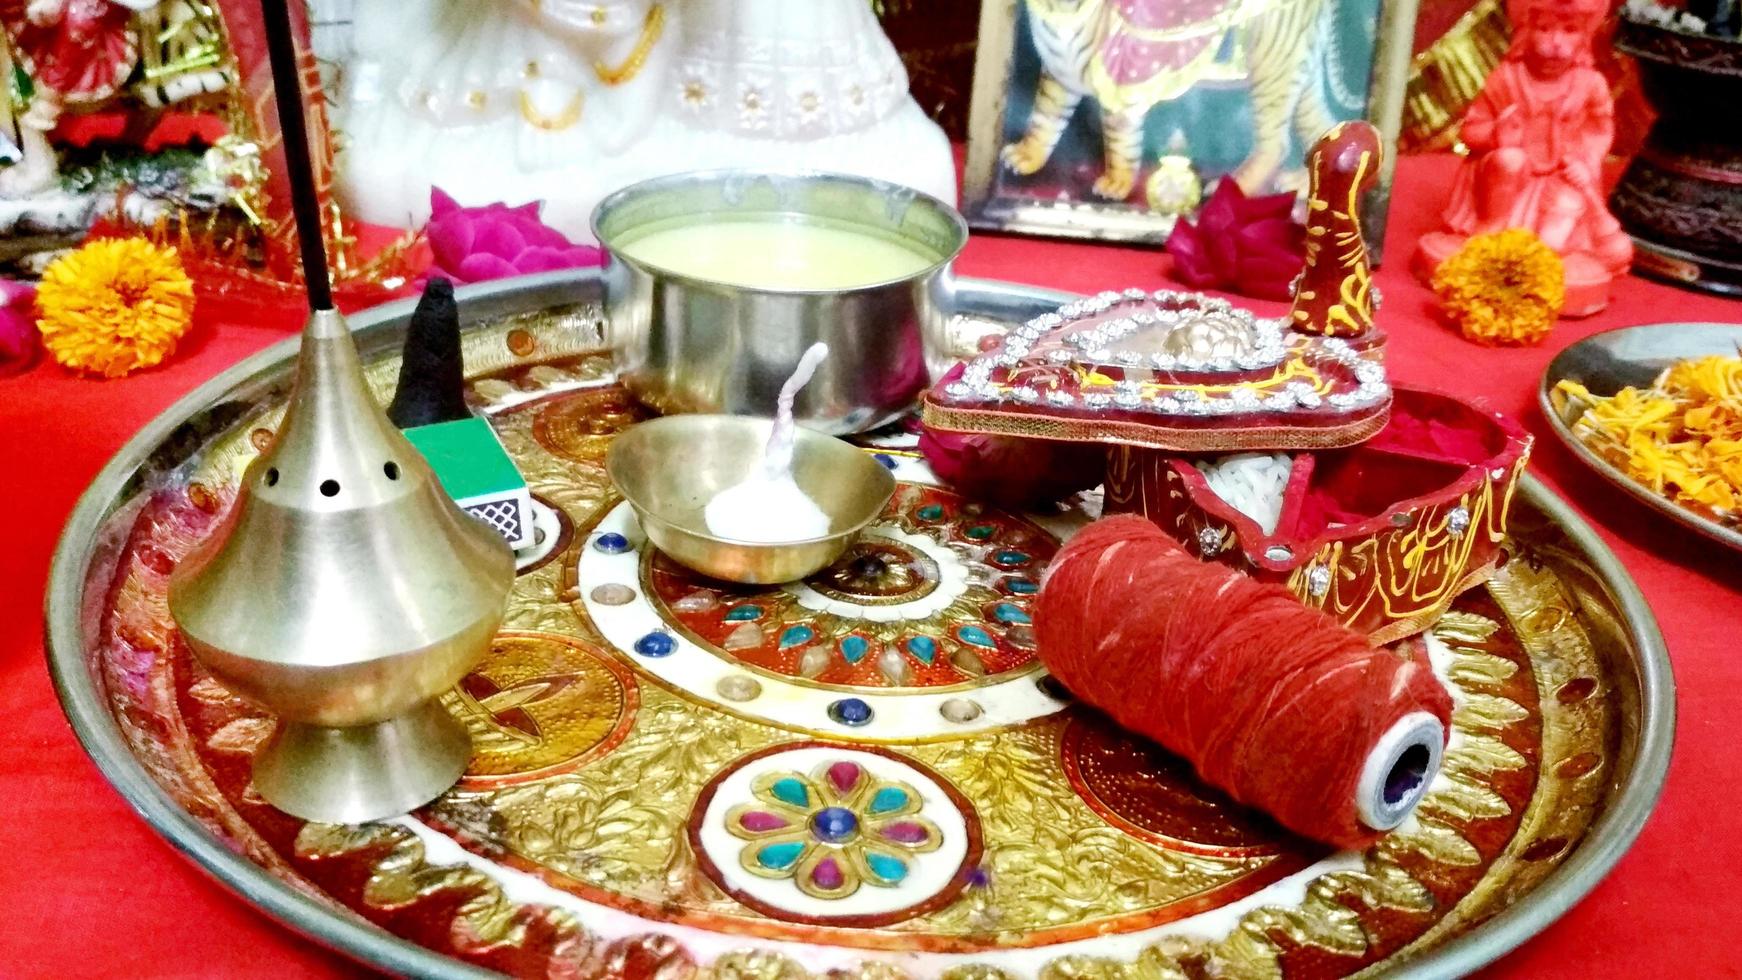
[{"xmin": 1355, "ymin": 711, "xmax": 1444, "ymax": 831}]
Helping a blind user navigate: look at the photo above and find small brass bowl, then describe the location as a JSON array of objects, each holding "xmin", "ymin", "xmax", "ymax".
[{"xmin": 606, "ymin": 415, "xmax": 896, "ymax": 584}]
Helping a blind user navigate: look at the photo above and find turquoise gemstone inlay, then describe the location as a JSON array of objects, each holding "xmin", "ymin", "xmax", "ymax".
[
  {"xmin": 1006, "ymin": 578, "xmax": 1039, "ymax": 595},
  {"xmin": 958, "ymin": 625, "xmax": 995, "ymax": 648},
  {"xmin": 840, "ymin": 635, "xmax": 870, "ymax": 664},
  {"xmin": 756, "ymin": 841, "xmax": 805, "ymax": 871},
  {"xmin": 725, "ymin": 604, "xmax": 763, "ymax": 622},
  {"xmin": 917, "ymin": 503, "xmax": 944, "ymax": 521},
  {"xmin": 906, "ymin": 635, "xmax": 938, "ymax": 665},
  {"xmin": 865, "ymin": 852, "xmax": 909, "ymax": 882},
  {"xmin": 779, "ymin": 625, "xmax": 814, "ymax": 649},
  {"xmin": 966, "ymin": 524, "xmax": 995, "ymax": 540},
  {"xmin": 993, "ymin": 603, "xmax": 1032, "ymax": 624},
  {"xmin": 868, "ymin": 786, "xmax": 908, "ymax": 814},
  {"xmin": 770, "ymin": 777, "xmax": 810, "ymax": 808},
  {"xmin": 994, "ymin": 550, "xmax": 1030, "ymax": 566}
]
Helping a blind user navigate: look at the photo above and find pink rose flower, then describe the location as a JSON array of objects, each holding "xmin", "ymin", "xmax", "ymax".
[
  {"xmin": 0, "ymin": 279, "xmax": 38, "ymax": 377},
  {"xmin": 425, "ymin": 188, "xmax": 604, "ymax": 285},
  {"xmin": 1164, "ymin": 179, "xmax": 1305, "ymax": 302}
]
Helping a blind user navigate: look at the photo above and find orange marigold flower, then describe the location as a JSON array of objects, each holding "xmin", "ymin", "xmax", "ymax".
[
  {"xmin": 36, "ymin": 238, "xmax": 196, "ymax": 378},
  {"xmin": 1430, "ymin": 229, "xmax": 1564, "ymax": 346},
  {"xmin": 1555, "ymin": 355, "xmax": 1742, "ymax": 516}
]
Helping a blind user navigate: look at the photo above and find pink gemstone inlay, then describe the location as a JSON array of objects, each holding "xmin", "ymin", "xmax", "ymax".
[
  {"xmin": 826, "ymin": 761, "xmax": 862, "ymax": 795},
  {"xmin": 880, "ymin": 821, "xmax": 930, "ymax": 844},
  {"xmin": 739, "ymin": 811, "xmax": 789, "ymax": 832},
  {"xmin": 812, "ymin": 856, "xmax": 845, "ymax": 890}
]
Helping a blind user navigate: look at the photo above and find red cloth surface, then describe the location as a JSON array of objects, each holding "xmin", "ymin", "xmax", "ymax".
[{"xmin": 1, "ymin": 153, "xmax": 1739, "ymax": 975}]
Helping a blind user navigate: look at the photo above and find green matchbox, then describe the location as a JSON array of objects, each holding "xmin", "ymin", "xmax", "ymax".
[{"xmin": 403, "ymin": 417, "xmax": 535, "ymax": 551}]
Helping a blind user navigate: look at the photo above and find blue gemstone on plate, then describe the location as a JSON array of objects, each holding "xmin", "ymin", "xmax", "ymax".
[
  {"xmin": 874, "ymin": 454, "xmax": 897, "ymax": 470},
  {"xmin": 865, "ymin": 852, "xmax": 909, "ymax": 882},
  {"xmin": 840, "ymin": 635, "xmax": 870, "ymax": 664},
  {"xmin": 966, "ymin": 524, "xmax": 995, "ymax": 540},
  {"xmin": 810, "ymin": 806, "xmax": 859, "ymax": 843},
  {"xmin": 829, "ymin": 698, "xmax": 873, "ymax": 726},
  {"xmin": 1006, "ymin": 578, "xmax": 1039, "ymax": 595},
  {"xmin": 770, "ymin": 776, "xmax": 810, "ymax": 808},
  {"xmin": 779, "ymin": 625, "xmax": 815, "ymax": 649},
  {"xmin": 756, "ymin": 841, "xmax": 805, "ymax": 870},
  {"xmin": 725, "ymin": 604, "xmax": 764, "ymax": 622},
  {"xmin": 917, "ymin": 503, "xmax": 944, "ymax": 521},
  {"xmin": 594, "ymin": 532, "xmax": 631, "ymax": 554},
  {"xmin": 993, "ymin": 603, "xmax": 1031, "ymax": 624},
  {"xmin": 633, "ymin": 631, "xmax": 675, "ymax": 657},
  {"xmin": 994, "ymin": 550, "xmax": 1030, "ymax": 566},
  {"xmin": 868, "ymin": 786, "xmax": 908, "ymax": 814},
  {"xmin": 958, "ymin": 625, "xmax": 995, "ymax": 648},
  {"xmin": 906, "ymin": 635, "xmax": 938, "ymax": 665}
]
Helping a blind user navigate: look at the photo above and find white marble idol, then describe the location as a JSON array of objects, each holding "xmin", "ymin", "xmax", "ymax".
[{"xmin": 330, "ymin": 0, "xmax": 955, "ymax": 238}]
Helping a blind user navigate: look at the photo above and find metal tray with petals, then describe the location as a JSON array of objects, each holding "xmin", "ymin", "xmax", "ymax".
[
  {"xmin": 1540, "ymin": 321, "xmax": 1742, "ymax": 553},
  {"xmin": 47, "ymin": 271, "xmax": 1672, "ymax": 979}
]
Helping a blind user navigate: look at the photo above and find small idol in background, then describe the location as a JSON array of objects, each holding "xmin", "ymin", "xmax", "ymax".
[
  {"xmin": 1413, "ymin": 0, "xmax": 1633, "ymax": 315},
  {"xmin": 329, "ymin": 0, "xmax": 952, "ymax": 240}
]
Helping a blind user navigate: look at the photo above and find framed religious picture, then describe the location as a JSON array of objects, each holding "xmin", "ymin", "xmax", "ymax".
[{"xmin": 961, "ymin": 0, "xmax": 1420, "ymax": 258}]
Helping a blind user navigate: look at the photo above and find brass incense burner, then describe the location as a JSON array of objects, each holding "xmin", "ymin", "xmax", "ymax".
[{"xmin": 169, "ymin": 309, "xmax": 514, "ymax": 822}]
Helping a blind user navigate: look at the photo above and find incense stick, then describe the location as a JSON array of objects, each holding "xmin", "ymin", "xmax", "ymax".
[{"xmin": 259, "ymin": 0, "xmax": 333, "ymax": 311}]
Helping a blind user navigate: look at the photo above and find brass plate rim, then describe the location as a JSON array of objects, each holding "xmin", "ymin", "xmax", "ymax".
[{"xmin": 45, "ymin": 269, "xmax": 1675, "ymax": 980}]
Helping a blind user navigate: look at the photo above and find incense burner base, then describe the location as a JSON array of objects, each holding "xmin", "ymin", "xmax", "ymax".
[{"xmin": 253, "ymin": 700, "xmax": 472, "ymax": 824}]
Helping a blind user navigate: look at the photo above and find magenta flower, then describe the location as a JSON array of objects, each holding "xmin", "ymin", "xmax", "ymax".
[
  {"xmin": 425, "ymin": 188, "xmax": 604, "ymax": 285},
  {"xmin": 1165, "ymin": 179, "xmax": 1305, "ymax": 302},
  {"xmin": 0, "ymin": 279, "xmax": 38, "ymax": 376}
]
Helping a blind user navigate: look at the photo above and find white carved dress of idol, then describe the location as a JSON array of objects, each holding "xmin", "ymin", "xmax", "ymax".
[
  {"xmin": 704, "ymin": 342, "xmax": 833, "ymax": 544},
  {"xmin": 331, "ymin": 0, "xmax": 956, "ymax": 239}
]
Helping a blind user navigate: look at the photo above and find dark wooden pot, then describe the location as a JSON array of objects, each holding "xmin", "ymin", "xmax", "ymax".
[{"xmin": 1611, "ymin": 18, "xmax": 1742, "ymax": 295}]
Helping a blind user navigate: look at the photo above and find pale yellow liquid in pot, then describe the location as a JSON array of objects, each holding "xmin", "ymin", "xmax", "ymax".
[{"xmin": 619, "ymin": 219, "xmax": 937, "ymax": 290}]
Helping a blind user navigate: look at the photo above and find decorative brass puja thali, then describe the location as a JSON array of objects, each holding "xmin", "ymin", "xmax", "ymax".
[{"xmin": 47, "ymin": 272, "xmax": 1673, "ymax": 979}]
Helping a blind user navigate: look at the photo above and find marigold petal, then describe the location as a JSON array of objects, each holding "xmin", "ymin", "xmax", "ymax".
[{"xmin": 35, "ymin": 237, "xmax": 195, "ymax": 378}]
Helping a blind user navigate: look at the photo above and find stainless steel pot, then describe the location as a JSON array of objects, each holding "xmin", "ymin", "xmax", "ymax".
[{"xmin": 592, "ymin": 170, "xmax": 968, "ymax": 434}]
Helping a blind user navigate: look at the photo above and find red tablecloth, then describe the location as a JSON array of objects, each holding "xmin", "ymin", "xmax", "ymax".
[{"xmin": 2, "ymin": 154, "xmax": 1739, "ymax": 976}]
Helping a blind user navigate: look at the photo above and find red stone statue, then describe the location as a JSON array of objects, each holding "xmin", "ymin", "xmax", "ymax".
[{"xmin": 1412, "ymin": 0, "xmax": 1632, "ymax": 317}]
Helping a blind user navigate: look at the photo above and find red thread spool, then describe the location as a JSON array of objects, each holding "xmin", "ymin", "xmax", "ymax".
[{"xmin": 1037, "ymin": 515, "xmax": 1454, "ymax": 850}]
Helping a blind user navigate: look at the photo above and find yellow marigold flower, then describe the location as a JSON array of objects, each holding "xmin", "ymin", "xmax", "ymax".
[
  {"xmin": 36, "ymin": 237, "xmax": 197, "ymax": 378},
  {"xmin": 1431, "ymin": 229, "xmax": 1565, "ymax": 346},
  {"xmin": 1554, "ymin": 354, "xmax": 1742, "ymax": 516}
]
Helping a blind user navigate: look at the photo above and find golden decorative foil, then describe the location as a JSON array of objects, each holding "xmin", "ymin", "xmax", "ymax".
[
  {"xmin": 1401, "ymin": 0, "xmax": 1511, "ymax": 153},
  {"xmin": 447, "ymin": 631, "xmax": 639, "ymax": 785}
]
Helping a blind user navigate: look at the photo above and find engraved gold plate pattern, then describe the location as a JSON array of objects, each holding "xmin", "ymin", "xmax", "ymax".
[{"xmin": 48, "ymin": 278, "xmax": 1668, "ymax": 979}]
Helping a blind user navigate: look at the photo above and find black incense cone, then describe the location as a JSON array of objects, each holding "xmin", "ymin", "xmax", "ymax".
[{"xmin": 388, "ymin": 278, "xmax": 471, "ymax": 428}]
